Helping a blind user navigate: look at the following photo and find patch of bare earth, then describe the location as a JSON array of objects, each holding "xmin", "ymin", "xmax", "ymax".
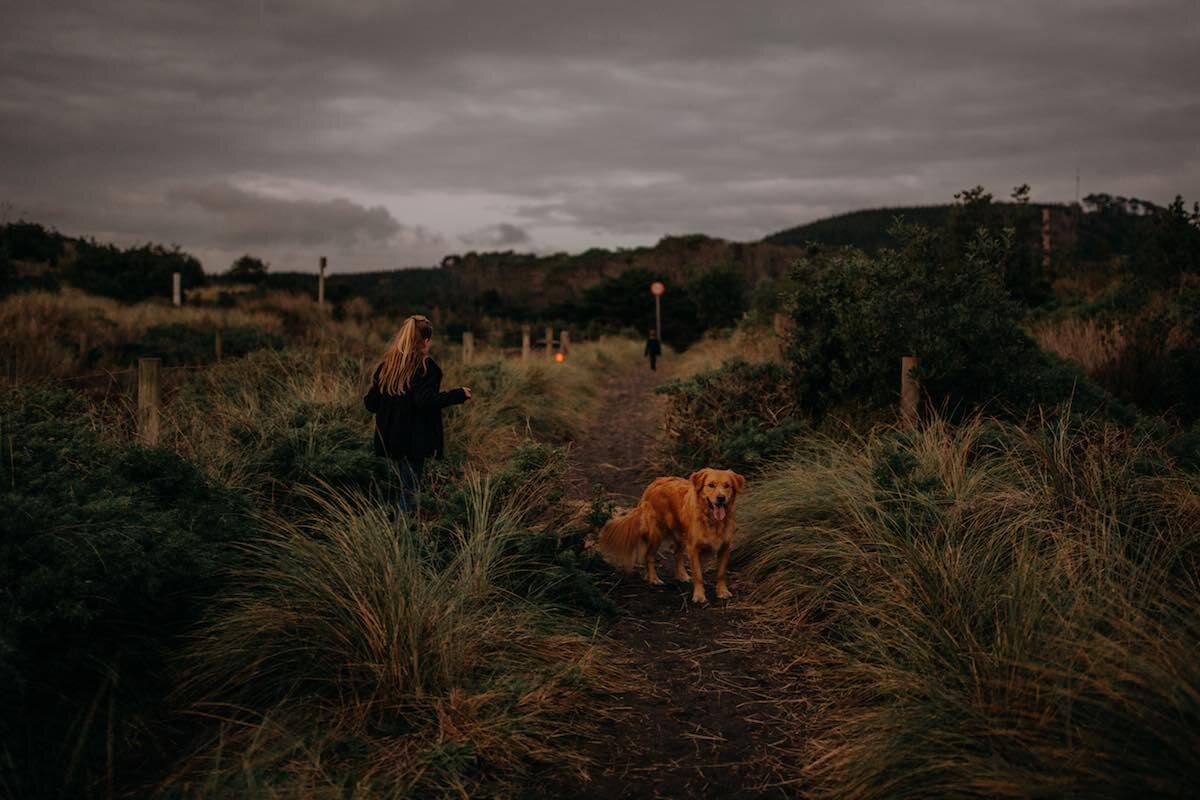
[{"xmin": 544, "ymin": 359, "xmax": 811, "ymax": 799}]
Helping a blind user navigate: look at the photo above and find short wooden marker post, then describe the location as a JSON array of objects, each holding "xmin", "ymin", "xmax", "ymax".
[
  {"xmin": 545, "ymin": 326, "xmax": 554, "ymax": 360},
  {"xmin": 560, "ymin": 329, "xmax": 570, "ymax": 356},
  {"xmin": 521, "ymin": 325, "xmax": 531, "ymax": 362},
  {"xmin": 462, "ymin": 331, "xmax": 474, "ymax": 363},
  {"xmin": 172, "ymin": 272, "xmax": 181, "ymax": 306},
  {"xmin": 214, "ymin": 330, "xmax": 223, "ymax": 363},
  {"xmin": 318, "ymin": 256, "xmax": 327, "ymax": 307},
  {"xmin": 138, "ymin": 357, "xmax": 161, "ymax": 445},
  {"xmin": 901, "ymin": 355, "xmax": 920, "ymax": 428}
]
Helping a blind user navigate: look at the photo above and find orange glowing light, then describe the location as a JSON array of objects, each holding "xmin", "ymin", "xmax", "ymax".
[{"xmin": 554, "ymin": 352, "xmax": 565, "ymax": 362}]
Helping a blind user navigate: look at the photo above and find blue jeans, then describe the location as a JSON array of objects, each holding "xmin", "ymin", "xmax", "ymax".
[{"xmin": 396, "ymin": 456, "xmax": 425, "ymax": 514}]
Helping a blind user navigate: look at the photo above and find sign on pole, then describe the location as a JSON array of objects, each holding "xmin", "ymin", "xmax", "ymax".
[{"xmin": 649, "ymin": 281, "xmax": 665, "ymax": 340}]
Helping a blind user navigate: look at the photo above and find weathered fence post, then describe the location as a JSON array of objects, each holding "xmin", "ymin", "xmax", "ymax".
[
  {"xmin": 462, "ymin": 331, "xmax": 474, "ymax": 363},
  {"xmin": 172, "ymin": 272, "xmax": 181, "ymax": 307},
  {"xmin": 560, "ymin": 329, "xmax": 570, "ymax": 356},
  {"xmin": 901, "ymin": 355, "xmax": 920, "ymax": 428},
  {"xmin": 521, "ymin": 325, "xmax": 531, "ymax": 362},
  {"xmin": 138, "ymin": 357, "xmax": 161, "ymax": 445},
  {"xmin": 545, "ymin": 326, "xmax": 554, "ymax": 360},
  {"xmin": 318, "ymin": 256, "xmax": 327, "ymax": 307},
  {"xmin": 214, "ymin": 330, "xmax": 222, "ymax": 363}
]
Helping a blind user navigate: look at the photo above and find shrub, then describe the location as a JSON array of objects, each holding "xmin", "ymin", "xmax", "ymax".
[
  {"xmin": 226, "ymin": 254, "xmax": 269, "ymax": 284},
  {"xmin": 658, "ymin": 359, "xmax": 805, "ymax": 474},
  {"xmin": 786, "ymin": 223, "xmax": 1111, "ymax": 420},
  {"xmin": 67, "ymin": 240, "xmax": 205, "ymax": 303},
  {"xmin": 117, "ymin": 323, "xmax": 282, "ymax": 366},
  {"xmin": 0, "ymin": 389, "xmax": 249, "ymax": 797},
  {"xmin": 1034, "ymin": 281, "xmax": 1200, "ymax": 423},
  {"xmin": 688, "ymin": 266, "xmax": 747, "ymax": 331},
  {"xmin": 0, "ymin": 221, "xmax": 64, "ymax": 265}
]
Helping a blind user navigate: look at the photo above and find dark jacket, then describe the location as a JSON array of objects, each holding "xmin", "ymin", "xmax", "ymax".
[
  {"xmin": 644, "ymin": 337, "xmax": 662, "ymax": 357},
  {"xmin": 363, "ymin": 358, "xmax": 467, "ymax": 461}
]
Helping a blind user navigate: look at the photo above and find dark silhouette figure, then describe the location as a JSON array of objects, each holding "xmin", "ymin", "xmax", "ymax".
[{"xmin": 644, "ymin": 330, "xmax": 662, "ymax": 371}]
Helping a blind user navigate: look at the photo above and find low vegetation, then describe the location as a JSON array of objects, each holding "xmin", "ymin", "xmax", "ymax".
[
  {"xmin": 1, "ymin": 302, "xmax": 632, "ymax": 797},
  {"xmin": 734, "ymin": 413, "xmax": 1200, "ymax": 798},
  {"xmin": 3, "ymin": 185, "xmax": 1197, "ymax": 797}
]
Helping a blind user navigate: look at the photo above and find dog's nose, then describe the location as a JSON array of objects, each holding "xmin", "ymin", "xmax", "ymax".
[{"xmin": 715, "ymin": 495, "xmax": 727, "ymax": 505}]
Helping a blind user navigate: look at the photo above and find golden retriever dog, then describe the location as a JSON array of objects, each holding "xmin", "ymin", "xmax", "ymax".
[{"xmin": 598, "ymin": 468, "xmax": 745, "ymax": 603}]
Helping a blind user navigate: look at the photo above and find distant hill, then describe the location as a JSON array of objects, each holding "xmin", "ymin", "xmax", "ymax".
[
  {"xmin": 441, "ymin": 234, "xmax": 804, "ymax": 309},
  {"xmin": 764, "ymin": 195, "xmax": 1162, "ymax": 261},
  {"xmin": 3, "ymin": 192, "xmax": 1166, "ymax": 315},
  {"xmin": 764, "ymin": 205, "xmax": 955, "ymax": 251}
]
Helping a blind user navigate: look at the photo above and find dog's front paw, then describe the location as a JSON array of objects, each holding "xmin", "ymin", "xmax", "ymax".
[
  {"xmin": 716, "ymin": 585, "xmax": 732, "ymax": 600},
  {"xmin": 646, "ymin": 574, "xmax": 665, "ymax": 586},
  {"xmin": 691, "ymin": 589, "xmax": 708, "ymax": 604}
]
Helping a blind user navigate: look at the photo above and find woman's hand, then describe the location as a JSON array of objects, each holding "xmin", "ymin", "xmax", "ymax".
[{"xmin": 461, "ymin": 386, "xmax": 473, "ymax": 400}]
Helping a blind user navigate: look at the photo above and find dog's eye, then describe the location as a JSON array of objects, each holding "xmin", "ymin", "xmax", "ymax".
[{"xmin": 708, "ymin": 482, "xmax": 716, "ymax": 488}]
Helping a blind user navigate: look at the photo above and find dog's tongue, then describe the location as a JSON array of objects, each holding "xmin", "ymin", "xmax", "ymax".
[{"xmin": 713, "ymin": 505, "xmax": 726, "ymax": 521}]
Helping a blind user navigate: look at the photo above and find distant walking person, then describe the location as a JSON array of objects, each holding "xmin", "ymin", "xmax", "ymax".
[
  {"xmin": 364, "ymin": 314, "xmax": 471, "ymax": 512},
  {"xmin": 644, "ymin": 329, "xmax": 662, "ymax": 371}
]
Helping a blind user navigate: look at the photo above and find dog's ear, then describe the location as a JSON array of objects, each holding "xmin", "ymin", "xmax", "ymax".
[
  {"xmin": 732, "ymin": 471, "xmax": 745, "ymax": 494},
  {"xmin": 690, "ymin": 469, "xmax": 707, "ymax": 493}
]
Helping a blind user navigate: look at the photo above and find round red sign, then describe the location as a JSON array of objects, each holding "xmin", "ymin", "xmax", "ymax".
[{"xmin": 650, "ymin": 281, "xmax": 665, "ymax": 296}]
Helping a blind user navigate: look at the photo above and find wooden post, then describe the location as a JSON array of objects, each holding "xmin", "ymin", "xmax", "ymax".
[
  {"xmin": 654, "ymin": 293, "xmax": 662, "ymax": 341},
  {"xmin": 462, "ymin": 331, "xmax": 474, "ymax": 363},
  {"xmin": 545, "ymin": 326, "xmax": 554, "ymax": 360},
  {"xmin": 901, "ymin": 356, "xmax": 920, "ymax": 428},
  {"xmin": 318, "ymin": 256, "xmax": 327, "ymax": 307},
  {"xmin": 560, "ymin": 329, "xmax": 570, "ymax": 356},
  {"xmin": 138, "ymin": 357, "xmax": 161, "ymax": 445},
  {"xmin": 214, "ymin": 330, "xmax": 222, "ymax": 363},
  {"xmin": 1041, "ymin": 208, "xmax": 1051, "ymax": 270},
  {"xmin": 172, "ymin": 272, "xmax": 181, "ymax": 306},
  {"xmin": 521, "ymin": 325, "xmax": 531, "ymax": 362}
]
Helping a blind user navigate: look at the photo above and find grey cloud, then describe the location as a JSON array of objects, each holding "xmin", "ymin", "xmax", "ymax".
[
  {"xmin": 165, "ymin": 183, "xmax": 426, "ymax": 248},
  {"xmin": 459, "ymin": 223, "xmax": 531, "ymax": 248},
  {"xmin": 1, "ymin": 1, "xmax": 1197, "ymax": 268}
]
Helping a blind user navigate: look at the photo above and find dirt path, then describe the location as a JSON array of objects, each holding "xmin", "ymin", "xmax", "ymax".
[{"xmin": 549, "ymin": 361, "xmax": 810, "ymax": 799}]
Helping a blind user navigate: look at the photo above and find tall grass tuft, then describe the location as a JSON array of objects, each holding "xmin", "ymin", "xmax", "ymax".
[
  {"xmin": 165, "ymin": 472, "xmax": 617, "ymax": 797},
  {"xmin": 736, "ymin": 412, "xmax": 1200, "ymax": 798}
]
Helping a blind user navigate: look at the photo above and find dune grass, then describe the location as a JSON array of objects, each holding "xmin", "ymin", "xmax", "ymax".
[
  {"xmin": 668, "ymin": 323, "xmax": 782, "ymax": 377},
  {"xmin": 162, "ymin": 473, "xmax": 621, "ymax": 798},
  {"xmin": 735, "ymin": 412, "xmax": 1200, "ymax": 798}
]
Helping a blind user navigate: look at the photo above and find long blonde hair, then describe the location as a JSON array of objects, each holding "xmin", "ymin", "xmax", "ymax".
[{"xmin": 377, "ymin": 314, "xmax": 433, "ymax": 395}]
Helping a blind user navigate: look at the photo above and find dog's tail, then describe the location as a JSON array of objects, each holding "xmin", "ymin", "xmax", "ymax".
[{"xmin": 598, "ymin": 504, "xmax": 649, "ymax": 570}]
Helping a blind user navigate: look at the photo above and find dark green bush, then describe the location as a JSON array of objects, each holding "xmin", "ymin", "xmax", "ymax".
[
  {"xmin": 117, "ymin": 323, "xmax": 282, "ymax": 366},
  {"xmin": 0, "ymin": 389, "xmax": 249, "ymax": 796},
  {"xmin": 658, "ymin": 359, "xmax": 805, "ymax": 474},
  {"xmin": 0, "ymin": 221, "xmax": 65, "ymax": 265},
  {"xmin": 67, "ymin": 240, "xmax": 204, "ymax": 303},
  {"xmin": 786, "ymin": 223, "xmax": 1113, "ymax": 421}
]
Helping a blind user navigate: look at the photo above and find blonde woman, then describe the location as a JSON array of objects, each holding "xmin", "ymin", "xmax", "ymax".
[{"xmin": 364, "ymin": 315, "xmax": 472, "ymax": 511}]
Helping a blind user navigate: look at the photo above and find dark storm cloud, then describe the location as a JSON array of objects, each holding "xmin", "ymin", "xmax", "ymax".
[{"xmin": 1, "ymin": 0, "xmax": 1196, "ymax": 270}]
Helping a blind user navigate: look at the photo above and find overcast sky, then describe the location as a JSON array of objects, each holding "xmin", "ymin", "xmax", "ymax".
[{"xmin": 2, "ymin": 0, "xmax": 1197, "ymax": 273}]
